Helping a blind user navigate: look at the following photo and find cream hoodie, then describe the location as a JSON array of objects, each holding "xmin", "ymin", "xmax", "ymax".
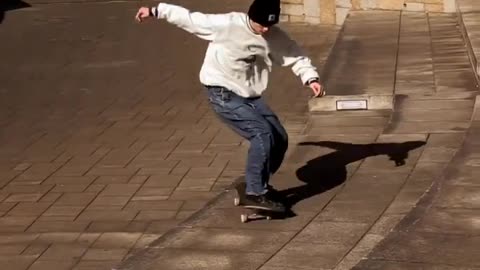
[{"xmin": 154, "ymin": 3, "xmax": 319, "ymax": 98}]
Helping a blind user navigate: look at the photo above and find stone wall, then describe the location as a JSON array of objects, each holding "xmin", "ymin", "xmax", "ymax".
[{"xmin": 280, "ymin": 0, "xmax": 456, "ymax": 25}]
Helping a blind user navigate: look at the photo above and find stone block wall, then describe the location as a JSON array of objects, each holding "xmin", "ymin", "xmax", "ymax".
[
  {"xmin": 280, "ymin": 0, "xmax": 456, "ymax": 25},
  {"xmin": 358, "ymin": 0, "xmax": 457, "ymax": 12}
]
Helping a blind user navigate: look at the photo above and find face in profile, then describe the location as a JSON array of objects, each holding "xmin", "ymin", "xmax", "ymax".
[{"xmin": 249, "ymin": 20, "xmax": 272, "ymax": 35}]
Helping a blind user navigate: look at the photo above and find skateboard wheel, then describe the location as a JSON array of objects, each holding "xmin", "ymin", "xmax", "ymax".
[
  {"xmin": 240, "ymin": 214, "xmax": 248, "ymax": 223},
  {"xmin": 234, "ymin": 197, "xmax": 240, "ymax": 206}
]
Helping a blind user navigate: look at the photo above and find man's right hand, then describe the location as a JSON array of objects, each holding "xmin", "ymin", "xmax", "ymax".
[{"xmin": 135, "ymin": 7, "xmax": 152, "ymax": 22}]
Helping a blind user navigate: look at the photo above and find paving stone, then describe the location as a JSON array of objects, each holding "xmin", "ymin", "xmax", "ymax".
[
  {"xmin": 367, "ymin": 232, "xmax": 480, "ymax": 266},
  {"xmin": 91, "ymin": 232, "xmax": 142, "ymax": 249},
  {"xmin": 394, "ymin": 109, "xmax": 472, "ymax": 121},
  {"xmin": 413, "ymin": 207, "xmax": 480, "ymax": 235},
  {"xmin": 427, "ymin": 133, "xmax": 465, "ymax": 148},
  {"xmin": 72, "ymin": 260, "xmax": 119, "ymax": 270},
  {"xmin": 27, "ymin": 221, "xmax": 90, "ymax": 233},
  {"xmin": 42, "ymin": 205, "xmax": 85, "ymax": 218},
  {"xmin": 293, "ymin": 221, "xmax": 371, "ymax": 245},
  {"xmin": 16, "ymin": 163, "xmax": 64, "ymax": 182},
  {"xmin": 43, "ymin": 176, "xmax": 96, "ymax": 185},
  {"xmin": 175, "ymin": 210, "xmax": 197, "ymax": 220},
  {"xmin": 93, "ymin": 176, "xmax": 131, "ymax": 185},
  {"xmin": 0, "ymin": 255, "xmax": 38, "ymax": 270},
  {"xmin": 408, "ymin": 161, "xmax": 447, "ymax": 180},
  {"xmin": 354, "ymin": 260, "xmax": 480, "ymax": 269},
  {"xmin": 54, "ymin": 193, "xmax": 97, "ymax": 206},
  {"xmin": 86, "ymin": 221, "xmax": 147, "ymax": 233},
  {"xmin": 35, "ymin": 232, "xmax": 80, "ymax": 244},
  {"xmin": 4, "ymin": 193, "xmax": 44, "ymax": 203},
  {"xmin": 160, "ymin": 228, "xmax": 294, "ymax": 253},
  {"xmin": 142, "ymin": 175, "xmax": 184, "ymax": 187},
  {"xmin": 39, "ymin": 244, "xmax": 88, "ymax": 261},
  {"xmin": 134, "ymin": 210, "xmax": 178, "ymax": 221},
  {"xmin": 86, "ymin": 167, "xmax": 138, "ymax": 177},
  {"xmin": 168, "ymin": 191, "xmax": 218, "ymax": 201},
  {"xmin": 315, "ymin": 199, "xmax": 387, "ymax": 223},
  {"xmin": 22, "ymin": 244, "xmax": 50, "ymax": 256},
  {"xmin": 76, "ymin": 210, "xmax": 138, "ymax": 222},
  {"xmin": 444, "ymin": 168, "xmax": 480, "ymax": 187},
  {"xmin": 0, "ymin": 244, "xmax": 28, "ymax": 255},
  {"xmin": 124, "ymin": 200, "xmax": 183, "ymax": 211},
  {"xmin": 145, "ymin": 220, "xmax": 181, "ymax": 234},
  {"xmin": 82, "ymin": 248, "xmax": 129, "ymax": 261},
  {"xmin": 0, "ymin": 202, "xmax": 20, "ymax": 216},
  {"xmin": 52, "ymin": 184, "xmax": 90, "ymax": 193},
  {"xmin": 435, "ymin": 185, "xmax": 480, "ymax": 208},
  {"xmin": 98, "ymin": 184, "xmax": 140, "ymax": 197},
  {"xmin": 146, "ymin": 249, "xmax": 271, "ymax": 270},
  {"xmin": 260, "ymin": 267, "xmax": 328, "ymax": 270},
  {"xmin": 386, "ymin": 121, "xmax": 470, "ymax": 134},
  {"xmin": 0, "ymin": 234, "xmax": 39, "ymax": 245},
  {"xmin": 180, "ymin": 200, "xmax": 209, "ymax": 211},
  {"xmin": 28, "ymin": 260, "xmax": 76, "ymax": 270},
  {"xmin": 131, "ymin": 187, "xmax": 173, "ymax": 201},
  {"xmin": 0, "ymin": 216, "xmax": 37, "ymax": 232},
  {"xmin": 7, "ymin": 202, "xmax": 52, "ymax": 216},
  {"xmin": 265, "ymin": 242, "xmax": 350, "ymax": 269},
  {"xmin": 418, "ymin": 146, "xmax": 458, "ymax": 163},
  {"xmin": 396, "ymin": 99, "xmax": 474, "ymax": 110},
  {"xmin": 334, "ymin": 234, "xmax": 385, "ymax": 270}
]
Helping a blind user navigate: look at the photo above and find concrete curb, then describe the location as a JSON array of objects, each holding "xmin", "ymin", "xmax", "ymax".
[{"xmin": 308, "ymin": 94, "xmax": 394, "ymax": 112}]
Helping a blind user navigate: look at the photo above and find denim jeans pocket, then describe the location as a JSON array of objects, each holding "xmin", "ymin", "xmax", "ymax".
[{"xmin": 207, "ymin": 87, "xmax": 244, "ymax": 113}]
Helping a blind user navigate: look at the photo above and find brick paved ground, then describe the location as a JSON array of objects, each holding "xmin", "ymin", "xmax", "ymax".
[
  {"xmin": 0, "ymin": 1, "xmax": 339, "ymax": 269},
  {"xmin": 4, "ymin": 1, "xmax": 480, "ymax": 269}
]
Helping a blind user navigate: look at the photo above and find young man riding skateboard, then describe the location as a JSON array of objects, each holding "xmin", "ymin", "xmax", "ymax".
[{"xmin": 135, "ymin": 0, "xmax": 325, "ymax": 212}]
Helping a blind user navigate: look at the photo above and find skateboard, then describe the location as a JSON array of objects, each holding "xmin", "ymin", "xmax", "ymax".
[{"xmin": 233, "ymin": 182, "xmax": 284, "ymax": 223}]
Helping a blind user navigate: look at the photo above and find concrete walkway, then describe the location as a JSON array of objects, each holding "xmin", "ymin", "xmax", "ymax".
[{"xmin": 354, "ymin": 1, "xmax": 480, "ymax": 269}]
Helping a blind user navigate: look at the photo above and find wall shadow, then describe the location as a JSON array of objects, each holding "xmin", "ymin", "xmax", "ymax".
[
  {"xmin": 278, "ymin": 140, "xmax": 426, "ymax": 216},
  {"xmin": 1, "ymin": 0, "xmax": 31, "ymax": 24}
]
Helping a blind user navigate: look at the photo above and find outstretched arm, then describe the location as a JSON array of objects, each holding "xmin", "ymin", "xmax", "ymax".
[
  {"xmin": 268, "ymin": 28, "xmax": 325, "ymax": 97},
  {"xmin": 135, "ymin": 3, "xmax": 228, "ymax": 41}
]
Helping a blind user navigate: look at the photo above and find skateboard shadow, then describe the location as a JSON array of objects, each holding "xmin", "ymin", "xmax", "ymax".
[
  {"xmin": 278, "ymin": 140, "xmax": 426, "ymax": 215},
  {"xmin": 0, "ymin": 0, "xmax": 31, "ymax": 24}
]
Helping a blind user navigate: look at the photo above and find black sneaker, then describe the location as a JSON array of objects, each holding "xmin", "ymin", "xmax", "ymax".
[
  {"xmin": 266, "ymin": 185, "xmax": 282, "ymax": 201},
  {"xmin": 244, "ymin": 194, "xmax": 286, "ymax": 212}
]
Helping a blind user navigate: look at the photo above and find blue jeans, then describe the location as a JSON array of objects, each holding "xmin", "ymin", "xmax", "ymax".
[{"xmin": 206, "ymin": 86, "xmax": 288, "ymax": 195}]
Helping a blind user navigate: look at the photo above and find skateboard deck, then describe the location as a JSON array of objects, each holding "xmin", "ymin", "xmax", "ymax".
[{"xmin": 233, "ymin": 182, "xmax": 285, "ymax": 223}]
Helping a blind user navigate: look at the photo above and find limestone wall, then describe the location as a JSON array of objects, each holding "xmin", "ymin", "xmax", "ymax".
[{"xmin": 280, "ymin": 0, "xmax": 456, "ymax": 25}]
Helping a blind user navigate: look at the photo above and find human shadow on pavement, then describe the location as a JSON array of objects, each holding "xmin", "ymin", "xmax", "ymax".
[
  {"xmin": 278, "ymin": 140, "xmax": 426, "ymax": 217},
  {"xmin": 0, "ymin": 0, "xmax": 31, "ymax": 24}
]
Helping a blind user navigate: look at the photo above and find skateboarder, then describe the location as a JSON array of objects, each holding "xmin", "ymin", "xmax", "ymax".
[{"xmin": 135, "ymin": 0, "xmax": 325, "ymax": 212}]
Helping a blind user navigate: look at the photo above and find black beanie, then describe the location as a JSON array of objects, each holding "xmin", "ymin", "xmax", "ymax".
[{"xmin": 248, "ymin": 0, "xmax": 281, "ymax": 26}]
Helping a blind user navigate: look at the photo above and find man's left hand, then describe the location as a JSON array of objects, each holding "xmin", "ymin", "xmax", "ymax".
[{"xmin": 309, "ymin": 82, "xmax": 325, "ymax": 98}]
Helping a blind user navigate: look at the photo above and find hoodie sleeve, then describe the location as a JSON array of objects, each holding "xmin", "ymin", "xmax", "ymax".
[
  {"xmin": 268, "ymin": 27, "xmax": 319, "ymax": 85},
  {"xmin": 154, "ymin": 3, "xmax": 228, "ymax": 41}
]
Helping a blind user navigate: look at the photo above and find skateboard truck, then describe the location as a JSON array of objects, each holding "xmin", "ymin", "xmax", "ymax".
[
  {"xmin": 233, "ymin": 182, "xmax": 284, "ymax": 223},
  {"xmin": 234, "ymin": 197, "xmax": 273, "ymax": 223}
]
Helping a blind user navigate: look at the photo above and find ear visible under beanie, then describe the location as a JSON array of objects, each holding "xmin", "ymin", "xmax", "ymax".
[{"xmin": 248, "ymin": 0, "xmax": 281, "ymax": 26}]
